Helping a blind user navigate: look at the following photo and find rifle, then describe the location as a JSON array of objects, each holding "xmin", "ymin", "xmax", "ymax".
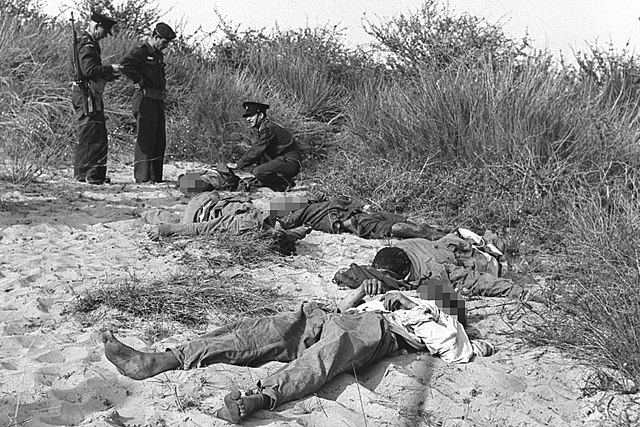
[{"xmin": 70, "ymin": 12, "xmax": 94, "ymax": 115}]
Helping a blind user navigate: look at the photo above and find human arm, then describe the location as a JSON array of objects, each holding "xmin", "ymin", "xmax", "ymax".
[
  {"xmin": 380, "ymin": 291, "xmax": 418, "ymax": 311},
  {"xmin": 119, "ymin": 46, "xmax": 144, "ymax": 84},
  {"xmin": 336, "ymin": 283, "xmax": 418, "ymax": 313},
  {"xmin": 236, "ymin": 126, "xmax": 272, "ymax": 170},
  {"xmin": 336, "ymin": 285, "xmax": 366, "ymax": 313},
  {"xmin": 78, "ymin": 41, "xmax": 115, "ymax": 80},
  {"xmin": 362, "ymin": 278, "xmax": 388, "ymax": 297}
]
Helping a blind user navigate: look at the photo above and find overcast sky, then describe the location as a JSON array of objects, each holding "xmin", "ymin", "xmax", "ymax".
[{"xmin": 45, "ymin": 0, "xmax": 640, "ymax": 59}]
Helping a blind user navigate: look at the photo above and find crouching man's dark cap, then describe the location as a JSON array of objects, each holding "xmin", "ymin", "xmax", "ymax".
[
  {"xmin": 154, "ymin": 22, "xmax": 177, "ymax": 40},
  {"xmin": 91, "ymin": 11, "xmax": 117, "ymax": 35},
  {"xmin": 242, "ymin": 101, "xmax": 270, "ymax": 117}
]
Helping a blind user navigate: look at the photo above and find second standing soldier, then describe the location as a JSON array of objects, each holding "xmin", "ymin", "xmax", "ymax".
[{"xmin": 120, "ymin": 22, "xmax": 177, "ymax": 183}]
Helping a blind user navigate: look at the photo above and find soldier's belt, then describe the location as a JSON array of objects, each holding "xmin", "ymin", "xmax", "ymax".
[{"xmin": 141, "ymin": 88, "xmax": 167, "ymax": 101}]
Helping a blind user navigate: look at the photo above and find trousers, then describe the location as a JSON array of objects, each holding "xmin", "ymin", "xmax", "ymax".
[
  {"xmin": 252, "ymin": 158, "xmax": 300, "ymax": 191},
  {"xmin": 169, "ymin": 302, "xmax": 398, "ymax": 407},
  {"xmin": 73, "ymin": 90, "xmax": 107, "ymax": 182},
  {"xmin": 133, "ymin": 95, "xmax": 166, "ymax": 182}
]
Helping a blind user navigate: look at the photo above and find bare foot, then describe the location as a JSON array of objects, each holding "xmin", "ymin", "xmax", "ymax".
[
  {"xmin": 215, "ymin": 390, "xmax": 267, "ymax": 424},
  {"xmin": 101, "ymin": 330, "xmax": 180, "ymax": 380}
]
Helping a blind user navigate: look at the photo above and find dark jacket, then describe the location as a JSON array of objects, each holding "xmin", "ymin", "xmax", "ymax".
[
  {"xmin": 76, "ymin": 32, "xmax": 116, "ymax": 81},
  {"xmin": 120, "ymin": 42, "xmax": 167, "ymax": 94},
  {"xmin": 73, "ymin": 32, "xmax": 117, "ymax": 113},
  {"xmin": 237, "ymin": 120, "xmax": 301, "ymax": 169}
]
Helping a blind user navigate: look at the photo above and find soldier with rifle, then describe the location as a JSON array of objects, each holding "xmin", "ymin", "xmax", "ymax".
[{"xmin": 71, "ymin": 10, "xmax": 120, "ymax": 185}]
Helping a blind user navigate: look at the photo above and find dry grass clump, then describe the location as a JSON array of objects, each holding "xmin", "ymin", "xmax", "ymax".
[
  {"xmin": 164, "ymin": 229, "xmax": 295, "ymax": 269},
  {"xmin": 0, "ymin": 15, "xmax": 72, "ymax": 183},
  {"xmin": 71, "ymin": 271, "xmax": 293, "ymax": 328},
  {"xmin": 524, "ymin": 188, "xmax": 640, "ymax": 394},
  {"xmin": 69, "ymin": 229, "xmax": 298, "ymax": 330}
]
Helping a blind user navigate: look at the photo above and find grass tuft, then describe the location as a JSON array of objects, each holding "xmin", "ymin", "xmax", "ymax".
[{"xmin": 71, "ymin": 271, "xmax": 292, "ymax": 328}]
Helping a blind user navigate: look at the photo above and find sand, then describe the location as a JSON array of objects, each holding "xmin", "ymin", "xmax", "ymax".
[{"xmin": 1, "ymin": 161, "xmax": 637, "ymax": 427}]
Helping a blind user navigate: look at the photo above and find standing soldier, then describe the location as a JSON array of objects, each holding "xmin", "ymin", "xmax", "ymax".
[
  {"xmin": 72, "ymin": 11, "xmax": 120, "ymax": 184},
  {"xmin": 119, "ymin": 22, "xmax": 177, "ymax": 183}
]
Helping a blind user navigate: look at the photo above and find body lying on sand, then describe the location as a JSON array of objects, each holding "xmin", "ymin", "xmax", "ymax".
[
  {"xmin": 146, "ymin": 192, "xmax": 448, "ymax": 243},
  {"xmin": 361, "ymin": 231, "xmax": 535, "ymax": 300},
  {"xmin": 145, "ymin": 191, "xmax": 532, "ymax": 301},
  {"xmin": 103, "ymin": 286, "xmax": 494, "ymax": 424}
]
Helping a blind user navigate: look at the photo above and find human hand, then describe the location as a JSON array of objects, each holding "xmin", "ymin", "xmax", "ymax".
[
  {"xmin": 111, "ymin": 64, "xmax": 122, "ymax": 72},
  {"xmin": 146, "ymin": 227, "xmax": 160, "ymax": 241},
  {"xmin": 227, "ymin": 162, "xmax": 238, "ymax": 169},
  {"xmin": 362, "ymin": 279, "xmax": 386, "ymax": 297},
  {"xmin": 381, "ymin": 292, "xmax": 417, "ymax": 312}
]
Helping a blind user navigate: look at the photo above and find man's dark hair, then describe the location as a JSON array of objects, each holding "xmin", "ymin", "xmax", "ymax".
[{"xmin": 372, "ymin": 246, "xmax": 411, "ymax": 276}]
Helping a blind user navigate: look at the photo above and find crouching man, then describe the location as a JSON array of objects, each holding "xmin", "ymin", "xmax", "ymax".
[{"xmin": 102, "ymin": 288, "xmax": 493, "ymax": 424}]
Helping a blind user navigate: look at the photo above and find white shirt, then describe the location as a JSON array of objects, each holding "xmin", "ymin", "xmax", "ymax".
[{"xmin": 351, "ymin": 290, "xmax": 474, "ymax": 364}]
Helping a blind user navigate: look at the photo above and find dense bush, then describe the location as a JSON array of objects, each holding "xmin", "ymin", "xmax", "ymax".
[{"xmin": 364, "ymin": 0, "xmax": 529, "ymax": 72}]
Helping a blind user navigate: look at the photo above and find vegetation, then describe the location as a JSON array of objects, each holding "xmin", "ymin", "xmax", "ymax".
[
  {"xmin": 72, "ymin": 271, "xmax": 290, "ymax": 328},
  {"xmin": 2, "ymin": 0, "xmax": 640, "ymax": 394}
]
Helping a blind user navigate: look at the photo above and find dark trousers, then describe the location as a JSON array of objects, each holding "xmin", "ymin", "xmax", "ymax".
[
  {"xmin": 252, "ymin": 158, "xmax": 300, "ymax": 191},
  {"xmin": 73, "ymin": 91, "xmax": 107, "ymax": 182},
  {"xmin": 134, "ymin": 96, "xmax": 166, "ymax": 182},
  {"xmin": 170, "ymin": 302, "xmax": 398, "ymax": 408}
]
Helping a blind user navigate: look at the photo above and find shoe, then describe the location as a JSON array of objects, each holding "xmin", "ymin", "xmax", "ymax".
[{"xmin": 471, "ymin": 339, "xmax": 496, "ymax": 357}]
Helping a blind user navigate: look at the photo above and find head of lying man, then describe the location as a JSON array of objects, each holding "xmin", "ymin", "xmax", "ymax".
[{"xmin": 371, "ymin": 246, "xmax": 411, "ymax": 280}]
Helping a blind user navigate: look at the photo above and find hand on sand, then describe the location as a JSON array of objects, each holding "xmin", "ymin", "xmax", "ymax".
[
  {"xmin": 146, "ymin": 225, "xmax": 173, "ymax": 241},
  {"xmin": 146, "ymin": 228, "xmax": 160, "ymax": 241}
]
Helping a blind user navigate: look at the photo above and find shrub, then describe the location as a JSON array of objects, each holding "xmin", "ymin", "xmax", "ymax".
[
  {"xmin": 364, "ymin": 0, "xmax": 529, "ymax": 72},
  {"xmin": 0, "ymin": 14, "xmax": 73, "ymax": 183},
  {"xmin": 534, "ymin": 185, "xmax": 640, "ymax": 392}
]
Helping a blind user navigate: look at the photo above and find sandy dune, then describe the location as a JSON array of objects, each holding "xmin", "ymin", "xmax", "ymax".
[{"xmin": 1, "ymin": 162, "xmax": 637, "ymax": 426}]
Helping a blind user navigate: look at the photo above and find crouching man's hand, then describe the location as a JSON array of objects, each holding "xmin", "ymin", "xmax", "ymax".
[{"xmin": 381, "ymin": 291, "xmax": 418, "ymax": 312}]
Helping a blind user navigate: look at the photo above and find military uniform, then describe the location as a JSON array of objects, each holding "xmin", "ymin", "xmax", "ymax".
[
  {"xmin": 120, "ymin": 23, "xmax": 175, "ymax": 183},
  {"xmin": 237, "ymin": 118, "xmax": 302, "ymax": 191},
  {"xmin": 72, "ymin": 31, "xmax": 117, "ymax": 183}
]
